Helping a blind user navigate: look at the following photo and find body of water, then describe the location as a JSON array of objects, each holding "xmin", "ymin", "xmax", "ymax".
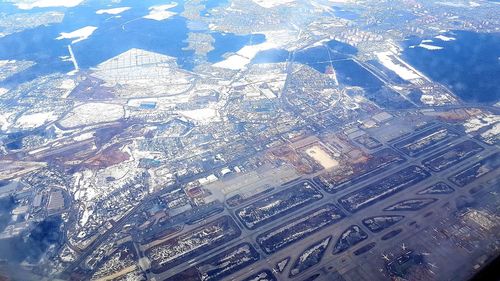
[
  {"xmin": 403, "ymin": 30, "xmax": 500, "ymax": 104},
  {"xmin": 0, "ymin": 0, "xmax": 256, "ymax": 85}
]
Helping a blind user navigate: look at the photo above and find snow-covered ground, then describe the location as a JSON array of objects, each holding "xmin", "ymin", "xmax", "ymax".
[
  {"xmin": 96, "ymin": 7, "xmax": 131, "ymax": 15},
  {"xmin": 462, "ymin": 112, "xmax": 500, "ymax": 144},
  {"xmin": 92, "ymin": 48, "xmax": 194, "ymax": 98},
  {"xmin": 143, "ymin": 3, "xmax": 178, "ymax": 21},
  {"xmin": 14, "ymin": 111, "xmax": 58, "ymax": 129},
  {"xmin": 179, "ymin": 107, "xmax": 220, "ymax": 124},
  {"xmin": 127, "ymin": 98, "xmax": 159, "ymax": 107},
  {"xmin": 13, "ymin": 0, "xmax": 83, "ymax": 9},
  {"xmin": 59, "ymin": 102, "xmax": 125, "ymax": 128},
  {"xmin": 252, "ymin": 0, "xmax": 295, "ymax": 8},
  {"xmin": 309, "ymin": 1, "xmax": 334, "ymax": 12},
  {"xmin": 464, "ymin": 113, "xmax": 500, "ymax": 133},
  {"xmin": 305, "ymin": 145, "xmax": 339, "ymax": 170},
  {"xmin": 0, "ymin": 112, "xmax": 15, "ymax": 131},
  {"xmin": 57, "ymin": 26, "xmax": 98, "ymax": 44},
  {"xmin": 0, "ymin": 60, "xmax": 35, "ymax": 81},
  {"xmin": 57, "ymin": 78, "xmax": 77, "ymax": 98},
  {"xmin": 73, "ymin": 132, "xmax": 95, "ymax": 142},
  {"xmin": 213, "ymin": 54, "xmax": 250, "ymax": 70},
  {"xmin": 376, "ymin": 52, "xmax": 421, "ymax": 81},
  {"xmin": 327, "ymin": 0, "xmax": 356, "ymax": 2},
  {"xmin": 298, "ymin": 237, "xmax": 330, "ymax": 263},
  {"xmin": 479, "ymin": 122, "xmax": 500, "ymax": 144}
]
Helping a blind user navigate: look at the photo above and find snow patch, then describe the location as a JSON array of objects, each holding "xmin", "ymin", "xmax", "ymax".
[
  {"xmin": 57, "ymin": 26, "xmax": 98, "ymax": 44},
  {"xmin": 14, "ymin": 0, "xmax": 83, "ymax": 9},
  {"xmin": 417, "ymin": 43, "xmax": 443, "ymax": 50},
  {"xmin": 59, "ymin": 102, "xmax": 125, "ymax": 128},
  {"xmin": 179, "ymin": 108, "xmax": 220, "ymax": 124},
  {"xmin": 143, "ymin": 3, "xmax": 178, "ymax": 21},
  {"xmin": 435, "ymin": 34, "xmax": 456, "ymax": 41},
  {"xmin": 96, "ymin": 7, "xmax": 131, "ymax": 15},
  {"xmin": 376, "ymin": 52, "xmax": 421, "ymax": 81}
]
